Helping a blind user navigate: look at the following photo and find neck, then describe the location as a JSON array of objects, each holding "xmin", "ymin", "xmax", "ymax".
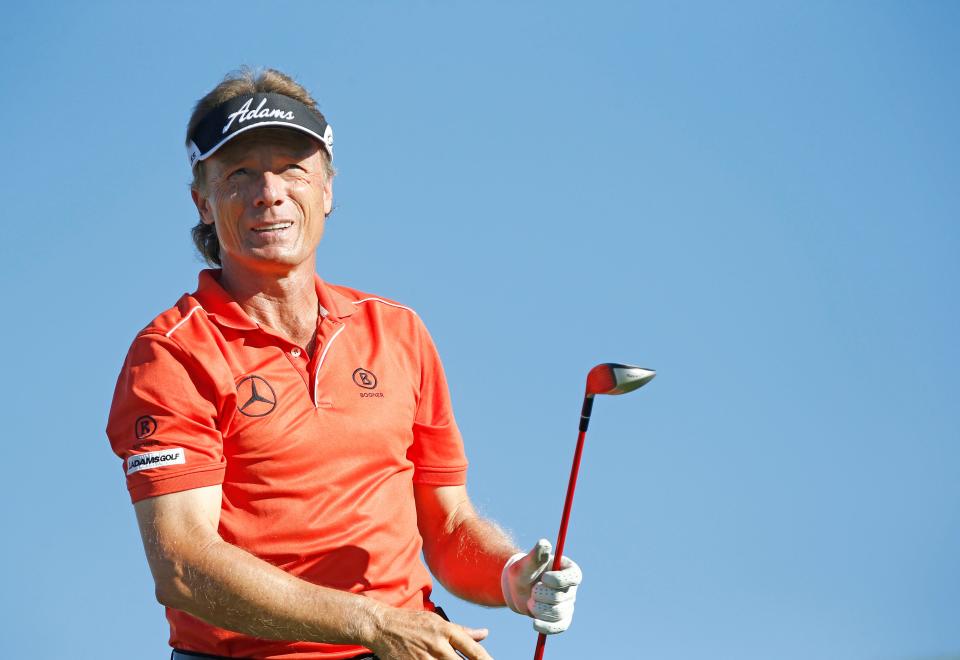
[{"xmin": 218, "ymin": 258, "xmax": 320, "ymax": 351}]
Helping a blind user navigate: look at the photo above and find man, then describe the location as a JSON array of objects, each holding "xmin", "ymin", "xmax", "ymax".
[{"xmin": 107, "ymin": 68, "xmax": 581, "ymax": 660}]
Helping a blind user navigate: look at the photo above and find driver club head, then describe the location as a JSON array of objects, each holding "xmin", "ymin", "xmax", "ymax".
[{"xmin": 585, "ymin": 363, "xmax": 656, "ymax": 396}]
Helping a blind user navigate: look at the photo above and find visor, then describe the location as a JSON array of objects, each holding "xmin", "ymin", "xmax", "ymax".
[{"xmin": 187, "ymin": 93, "xmax": 333, "ymax": 168}]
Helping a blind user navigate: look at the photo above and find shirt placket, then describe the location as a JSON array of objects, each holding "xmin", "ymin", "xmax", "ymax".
[
  {"xmin": 283, "ymin": 343, "xmax": 311, "ymax": 388},
  {"xmin": 309, "ymin": 313, "xmax": 346, "ymax": 409}
]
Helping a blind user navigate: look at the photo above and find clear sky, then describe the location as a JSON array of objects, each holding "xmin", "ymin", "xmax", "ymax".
[{"xmin": 1, "ymin": 2, "xmax": 957, "ymax": 659}]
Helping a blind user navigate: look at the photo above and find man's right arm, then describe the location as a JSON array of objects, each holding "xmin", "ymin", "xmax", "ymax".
[{"xmin": 135, "ymin": 485, "xmax": 492, "ymax": 660}]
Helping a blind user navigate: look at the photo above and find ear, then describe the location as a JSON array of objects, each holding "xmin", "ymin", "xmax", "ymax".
[
  {"xmin": 191, "ymin": 187, "xmax": 216, "ymax": 226},
  {"xmin": 322, "ymin": 175, "xmax": 334, "ymax": 217}
]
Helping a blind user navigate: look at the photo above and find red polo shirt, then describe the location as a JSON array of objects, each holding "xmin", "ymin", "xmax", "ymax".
[{"xmin": 107, "ymin": 269, "xmax": 468, "ymax": 659}]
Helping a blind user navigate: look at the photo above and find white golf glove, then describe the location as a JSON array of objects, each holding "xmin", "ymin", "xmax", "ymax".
[{"xmin": 501, "ymin": 539, "xmax": 582, "ymax": 634}]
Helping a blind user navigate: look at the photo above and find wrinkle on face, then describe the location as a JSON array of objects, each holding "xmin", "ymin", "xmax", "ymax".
[{"xmin": 194, "ymin": 129, "xmax": 333, "ymax": 271}]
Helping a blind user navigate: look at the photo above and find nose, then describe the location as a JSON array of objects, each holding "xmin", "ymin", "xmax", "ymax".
[{"xmin": 252, "ymin": 171, "xmax": 285, "ymax": 208}]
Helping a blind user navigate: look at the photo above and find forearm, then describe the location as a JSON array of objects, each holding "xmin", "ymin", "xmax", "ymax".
[
  {"xmin": 150, "ymin": 535, "xmax": 381, "ymax": 646},
  {"xmin": 427, "ymin": 510, "xmax": 519, "ymax": 606}
]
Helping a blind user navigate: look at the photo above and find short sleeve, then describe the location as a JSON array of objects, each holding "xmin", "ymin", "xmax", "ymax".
[
  {"xmin": 407, "ymin": 318, "xmax": 468, "ymax": 486},
  {"xmin": 106, "ymin": 333, "xmax": 226, "ymax": 503}
]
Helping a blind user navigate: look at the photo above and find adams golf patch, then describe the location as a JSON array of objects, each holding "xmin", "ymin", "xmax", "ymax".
[{"xmin": 126, "ymin": 448, "xmax": 185, "ymax": 475}]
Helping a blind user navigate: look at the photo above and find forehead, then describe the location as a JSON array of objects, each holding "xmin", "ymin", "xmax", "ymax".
[{"xmin": 213, "ymin": 128, "xmax": 321, "ymax": 165}]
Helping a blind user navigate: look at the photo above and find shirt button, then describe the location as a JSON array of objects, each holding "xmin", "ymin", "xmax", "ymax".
[{"xmin": 290, "ymin": 348, "xmax": 302, "ymax": 358}]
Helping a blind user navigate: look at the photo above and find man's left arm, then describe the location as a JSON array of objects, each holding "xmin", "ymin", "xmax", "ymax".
[
  {"xmin": 414, "ymin": 484, "xmax": 582, "ymax": 633},
  {"xmin": 414, "ymin": 484, "xmax": 516, "ymax": 605}
]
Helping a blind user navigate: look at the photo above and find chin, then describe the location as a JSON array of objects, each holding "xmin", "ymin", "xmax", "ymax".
[{"xmin": 227, "ymin": 247, "xmax": 309, "ymax": 271}]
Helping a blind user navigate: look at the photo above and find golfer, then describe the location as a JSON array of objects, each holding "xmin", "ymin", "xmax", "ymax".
[{"xmin": 107, "ymin": 67, "xmax": 581, "ymax": 660}]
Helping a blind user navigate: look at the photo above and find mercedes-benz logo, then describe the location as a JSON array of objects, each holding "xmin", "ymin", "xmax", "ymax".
[{"xmin": 236, "ymin": 375, "xmax": 277, "ymax": 417}]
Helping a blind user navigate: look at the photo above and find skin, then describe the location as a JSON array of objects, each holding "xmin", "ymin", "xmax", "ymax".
[
  {"xmin": 135, "ymin": 128, "xmax": 521, "ymax": 659},
  {"xmin": 191, "ymin": 128, "xmax": 331, "ymax": 353}
]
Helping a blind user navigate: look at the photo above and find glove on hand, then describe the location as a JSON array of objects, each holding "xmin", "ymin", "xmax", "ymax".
[{"xmin": 501, "ymin": 539, "xmax": 582, "ymax": 634}]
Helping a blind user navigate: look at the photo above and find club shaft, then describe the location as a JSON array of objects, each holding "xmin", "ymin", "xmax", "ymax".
[
  {"xmin": 533, "ymin": 395, "xmax": 594, "ymax": 660},
  {"xmin": 534, "ymin": 633, "xmax": 547, "ymax": 659},
  {"xmin": 552, "ymin": 426, "xmax": 587, "ymax": 570}
]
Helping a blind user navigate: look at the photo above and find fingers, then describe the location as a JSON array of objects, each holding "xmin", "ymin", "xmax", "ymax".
[
  {"xmin": 527, "ymin": 555, "xmax": 581, "ymax": 635},
  {"xmin": 529, "ymin": 591, "xmax": 575, "ymax": 620},
  {"xmin": 533, "ymin": 538, "xmax": 552, "ymax": 565},
  {"xmin": 458, "ymin": 624, "xmax": 489, "ymax": 641},
  {"xmin": 449, "ymin": 624, "xmax": 494, "ymax": 660},
  {"xmin": 540, "ymin": 556, "xmax": 582, "ymax": 590},
  {"xmin": 532, "ymin": 581, "xmax": 577, "ymax": 604},
  {"xmin": 501, "ymin": 539, "xmax": 555, "ymax": 615},
  {"xmin": 372, "ymin": 608, "xmax": 493, "ymax": 660},
  {"xmin": 503, "ymin": 542, "xmax": 582, "ymax": 634},
  {"xmin": 533, "ymin": 616, "xmax": 572, "ymax": 635},
  {"xmin": 528, "ymin": 583, "xmax": 576, "ymax": 617},
  {"xmin": 516, "ymin": 538, "xmax": 551, "ymax": 581}
]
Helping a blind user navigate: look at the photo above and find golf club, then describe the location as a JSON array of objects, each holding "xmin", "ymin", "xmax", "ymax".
[{"xmin": 533, "ymin": 363, "xmax": 656, "ymax": 660}]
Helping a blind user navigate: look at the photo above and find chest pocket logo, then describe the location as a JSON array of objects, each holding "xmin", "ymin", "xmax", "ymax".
[
  {"xmin": 237, "ymin": 375, "xmax": 278, "ymax": 417},
  {"xmin": 352, "ymin": 368, "xmax": 378, "ymax": 390}
]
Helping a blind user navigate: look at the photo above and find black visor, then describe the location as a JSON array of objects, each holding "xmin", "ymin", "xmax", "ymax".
[{"xmin": 187, "ymin": 93, "xmax": 333, "ymax": 168}]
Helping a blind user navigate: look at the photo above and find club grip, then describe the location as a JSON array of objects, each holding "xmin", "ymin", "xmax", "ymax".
[{"xmin": 579, "ymin": 395, "xmax": 594, "ymax": 432}]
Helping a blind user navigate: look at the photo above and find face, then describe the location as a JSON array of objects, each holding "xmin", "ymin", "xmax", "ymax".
[{"xmin": 192, "ymin": 129, "xmax": 333, "ymax": 274}]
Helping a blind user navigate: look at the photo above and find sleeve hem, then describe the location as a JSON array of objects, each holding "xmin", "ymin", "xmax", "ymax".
[
  {"xmin": 412, "ymin": 466, "xmax": 468, "ymax": 486},
  {"xmin": 128, "ymin": 463, "xmax": 226, "ymax": 503}
]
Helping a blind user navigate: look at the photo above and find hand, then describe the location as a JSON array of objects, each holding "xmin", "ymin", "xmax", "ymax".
[
  {"xmin": 369, "ymin": 606, "xmax": 493, "ymax": 660},
  {"xmin": 501, "ymin": 539, "xmax": 582, "ymax": 634}
]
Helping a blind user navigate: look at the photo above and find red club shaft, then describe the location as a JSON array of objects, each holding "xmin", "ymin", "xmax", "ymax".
[
  {"xmin": 534, "ymin": 630, "xmax": 548, "ymax": 660},
  {"xmin": 551, "ymin": 427, "xmax": 587, "ymax": 571},
  {"xmin": 533, "ymin": 395, "xmax": 594, "ymax": 660}
]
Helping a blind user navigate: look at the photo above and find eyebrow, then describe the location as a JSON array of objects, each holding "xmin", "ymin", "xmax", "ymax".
[{"xmin": 217, "ymin": 141, "xmax": 315, "ymax": 168}]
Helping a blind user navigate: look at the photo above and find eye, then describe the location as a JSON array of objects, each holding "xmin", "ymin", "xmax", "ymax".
[
  {"xmin": 228, "ymin": 167, "xmax": 250, "ymax": 179},
  {"xmin": 285, "ymin": 163, "xmax": 306, "ymax": 172}
]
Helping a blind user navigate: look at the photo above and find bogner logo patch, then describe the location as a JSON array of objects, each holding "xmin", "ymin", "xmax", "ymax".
[
  {"xmin": 352, "ymin": 368, "xmax": 378, "ymax": 389},
  {"xmin": 353, "ymin": 368, "xmax": 383, "ymax": 398},
  {"xmin": 126, "ymin": 448, "xmax": 185, "ymax": 475}
]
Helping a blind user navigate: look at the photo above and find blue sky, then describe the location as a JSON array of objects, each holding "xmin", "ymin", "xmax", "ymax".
[{"xmin": 0, "ymin": 2, "xmax": 957, "ymax": 659}]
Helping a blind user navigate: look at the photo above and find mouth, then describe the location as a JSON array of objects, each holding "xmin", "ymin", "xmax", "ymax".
[{"xmin": 252, "ymin": 221, "xmax": 294, "ymax": 233}]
